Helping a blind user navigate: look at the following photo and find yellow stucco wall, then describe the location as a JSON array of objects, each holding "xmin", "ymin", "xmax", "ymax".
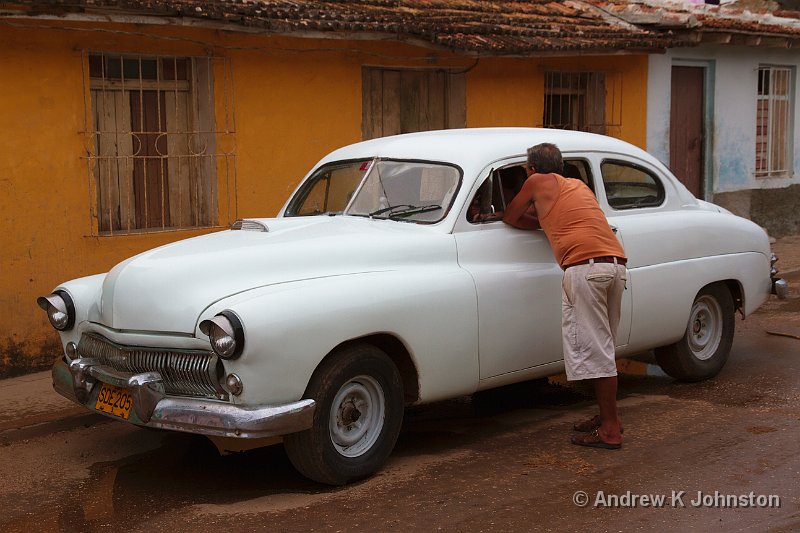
[
  {"xmin": 0, "ymin": 18, "xmax": 648, "ymax": 373},
  {"xmin": 466, "ymin": 55, "xmax": 649, "ymax": 147}
]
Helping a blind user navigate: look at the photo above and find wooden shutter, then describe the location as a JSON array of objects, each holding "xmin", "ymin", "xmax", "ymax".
[
  {"xmin": 362, "ymin": 68, "xmax": 466, "ymax": 140},
  {"xmin": 585, "ymin": 72, "xmax": 606, "ymax": 135},
  {"xmin": 130, "ymin": 90, "xmax": 170, "ymax": 229},
  {"xmin": 93, "ymin": 89, "xmax": 135, "ymax": 233}
]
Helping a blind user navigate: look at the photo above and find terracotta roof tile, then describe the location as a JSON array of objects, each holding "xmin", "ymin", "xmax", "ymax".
[{"xmin": 1, "ymin": 0, "xmax": 679, "ymax": 53}]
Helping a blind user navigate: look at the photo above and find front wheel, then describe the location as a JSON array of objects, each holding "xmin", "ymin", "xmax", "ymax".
[
  {"xmin": 655, "ymin": 283, "xmax": 735, "ymax": 382},
  {"xmin": 284, "ymin": 344, "xmax": 404, "ymax": 485}
]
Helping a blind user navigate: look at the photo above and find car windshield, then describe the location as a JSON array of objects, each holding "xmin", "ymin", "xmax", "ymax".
[{"xmin": 284, "ymin": 159, "xmax": 461, "ymax": 224}]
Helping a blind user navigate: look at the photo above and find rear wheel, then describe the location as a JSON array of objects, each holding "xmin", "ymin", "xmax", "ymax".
[
  {"xmin": 655, "ymin": 283, "xmax": 735, "ymax": 381},
  {"xmin": 284, "ymin": 344, "xmax": 404, "ymax": 485}
]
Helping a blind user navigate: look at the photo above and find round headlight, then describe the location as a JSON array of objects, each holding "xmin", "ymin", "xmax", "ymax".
[
  {"xmin": 36, "ymin": 290, "xmax": 75, "ymax": 331},
  {"xmin": 199, "ymin": 311, "xmax": 244, "ymax": 360}
]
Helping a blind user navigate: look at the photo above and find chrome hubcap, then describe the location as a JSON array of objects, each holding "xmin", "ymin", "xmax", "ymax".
[
  {"xmin": 329, "ymin": 375, "xmax": 385, "ymax": 457},
  {"xmin": 687, "ymin": 295, "xmax": 723, "ymax": 361}
]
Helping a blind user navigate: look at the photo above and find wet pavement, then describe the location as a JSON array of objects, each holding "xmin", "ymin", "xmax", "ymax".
[{"xmin": 1, "ymin": 245, "xmax": 798, "ymax": 532}]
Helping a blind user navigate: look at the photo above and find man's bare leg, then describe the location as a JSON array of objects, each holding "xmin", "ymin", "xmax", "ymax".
[{"xmin": 594, "ymin": 376, "xmax": 623, "ymax": 443}]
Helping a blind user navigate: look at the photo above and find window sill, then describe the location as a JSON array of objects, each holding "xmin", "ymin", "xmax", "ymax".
[{"xmin": 92, "ymin": 225, "xmax": 230, "ymax": 238}]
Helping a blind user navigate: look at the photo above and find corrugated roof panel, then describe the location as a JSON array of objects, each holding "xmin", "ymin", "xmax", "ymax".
[{"xmin": 591, "ymin": 0, "xmax": 800, "ymax": 38}]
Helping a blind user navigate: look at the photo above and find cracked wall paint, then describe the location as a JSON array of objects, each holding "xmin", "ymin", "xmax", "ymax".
[{"xmin": 647, "ymin": 45, "xmax": 800, "ymax": 195}]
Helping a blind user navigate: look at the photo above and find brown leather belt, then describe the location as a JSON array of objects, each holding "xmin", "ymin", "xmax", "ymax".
[{"xmin": 563, "ymin": 256, "xmax": 627, "ymax": 270}]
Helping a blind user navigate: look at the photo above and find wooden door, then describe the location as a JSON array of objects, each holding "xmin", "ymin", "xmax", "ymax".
[
  {"xmin": 362, "ymin": 68, "xmax": 466, "ymax": 140},
  {"xmin": 670, "ymin": 66, "xmax": 705, "ymax": 198}
]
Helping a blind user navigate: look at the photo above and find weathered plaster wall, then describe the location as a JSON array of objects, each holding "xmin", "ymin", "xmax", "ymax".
[
  {"xmin": 715, "ymin": 184, "xmax": 800, "ymax": 236},
  {"xmin": 647, "ymin": 45, "xmax": 800, "ymax": 234},
  {"xmin": 647, "ymin": 45, "xmax": 800, "ymax": 195},
  {"xmin": 0, "ymin": 18, "xmax": 648, "ymax": 371}
]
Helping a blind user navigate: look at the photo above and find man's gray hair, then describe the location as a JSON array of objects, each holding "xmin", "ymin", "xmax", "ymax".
[{"xmin": 527, "ymin": 143, "xmax": 563, "ymax": 174}]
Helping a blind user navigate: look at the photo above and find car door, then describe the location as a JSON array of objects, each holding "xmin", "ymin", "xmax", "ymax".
[
  {"xmin": 454, "ymin": 162, "xmax": 563, "ymax": 380},
  {"xmin": 456, "ymin": 157, "xmax": 634, "ymax": 380},
  {"xmin": 591, "ymin": 154, "xmax": 678, "ymax": 354},
  {"xmin": 567, "ymin": 155, "xmax": 632, "ymax": 348}
]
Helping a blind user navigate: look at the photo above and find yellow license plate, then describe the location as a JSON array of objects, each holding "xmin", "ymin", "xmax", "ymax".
[{"xmin": 95, "ymin": 383, "xmax": 133, "ymax": 420}]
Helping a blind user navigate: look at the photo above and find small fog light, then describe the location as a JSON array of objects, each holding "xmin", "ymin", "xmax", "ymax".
[
  {"xmin": 65, "ymin": 342, "xmax": 78, "ymax": 358},
  {"xmin": 226, "ymin": 373, "xmax": 243, "ymax": 396}
]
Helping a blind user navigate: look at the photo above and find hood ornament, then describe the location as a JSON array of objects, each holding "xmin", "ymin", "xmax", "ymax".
[{"xmin": 231, "ymin": 219, "xmax": 269, "ymax": 232}]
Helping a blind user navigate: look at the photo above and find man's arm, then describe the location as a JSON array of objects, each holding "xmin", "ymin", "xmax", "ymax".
[{"xmin": 503, "ymin": 178, "xmax": 540, "ymax": 230}]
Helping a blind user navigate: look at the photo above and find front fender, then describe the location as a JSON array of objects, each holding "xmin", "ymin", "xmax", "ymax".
[{"xmin": 200, "ymin": 269, "xmax": 479, "ymax": 406}]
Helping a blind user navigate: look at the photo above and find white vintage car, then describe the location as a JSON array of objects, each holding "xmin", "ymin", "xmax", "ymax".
[{"xmin": 40, "ymin": 128, "xmax": 783, "ymax": 485}]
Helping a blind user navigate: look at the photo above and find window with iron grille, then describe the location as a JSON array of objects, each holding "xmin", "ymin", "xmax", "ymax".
[
  {"xmin": 83, "ymin": 53, "xmax": 237, "ymax": 234},
  {"xmin": 542, "ymin": 71, "xmax": 622, "ymax": 136},
  {"xmin": 756, "ymin": 66, "xmax": 794, "ymax": 178}
]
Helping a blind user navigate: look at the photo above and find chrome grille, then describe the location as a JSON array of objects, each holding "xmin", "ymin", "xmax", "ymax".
[{"xmin": 78, "ymin": 333, "xmax": 227, "ymax": 400}]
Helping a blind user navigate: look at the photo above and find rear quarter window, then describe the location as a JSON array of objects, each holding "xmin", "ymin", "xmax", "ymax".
[{"xmin": 601, "ymin": 160, "xmax": 665, "ymax": 210}]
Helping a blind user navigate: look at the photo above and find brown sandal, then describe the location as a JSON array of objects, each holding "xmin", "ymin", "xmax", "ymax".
[
  {"xmin": 573, "ymin": 415, "xmax": 624, "ymax": 434},
  {"xmin": 571, "ymin": 429, "xmax": 622, "ymax": 450}
]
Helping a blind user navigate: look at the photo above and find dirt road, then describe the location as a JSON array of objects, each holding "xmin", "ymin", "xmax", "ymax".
[{"xmin": 1, "ymin": 256, "xmax": 798, "ymax": 532}]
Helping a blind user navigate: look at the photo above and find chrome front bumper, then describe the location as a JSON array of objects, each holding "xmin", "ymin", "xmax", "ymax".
[{"xmin": 52, "ymin": 357, "xmax": 315, "ymax": 438}]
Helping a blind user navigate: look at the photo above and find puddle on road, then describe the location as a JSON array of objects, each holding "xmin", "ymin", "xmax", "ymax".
[
  {"xmin": 1, "ymin": 372, "xmax": 681, "ymax": 531},
  {"xmin": 1, "ymin": 431, "xmax": 325, "ymax": 532}
]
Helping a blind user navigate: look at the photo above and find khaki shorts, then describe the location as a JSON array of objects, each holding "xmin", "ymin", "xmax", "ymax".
[{"xmin": 561, "ymin": 261, "xmax": 627, "ymax": 381}]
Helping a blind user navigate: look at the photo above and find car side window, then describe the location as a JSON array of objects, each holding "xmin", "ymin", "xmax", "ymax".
[
  {"xmin": 562, "ymin": 159, "xmax": 595, "ymax": 195},
  {"xmin": 495, "ymin": 166, "xmax": 527, "ymax": 210},
  {"xmin": 601, "ymin": 159, "xmax": 665, "ymax": 210},
  {"xmin": 467, "ymin": 177, "xmax": 497, "ymax": 223},
  {"xmin": 467, "ymin": 165, "xmax": 528, "ymax": 223}
]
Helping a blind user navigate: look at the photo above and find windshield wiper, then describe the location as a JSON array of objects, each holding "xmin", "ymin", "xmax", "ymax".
[
  {"xmin": 367, "ymin": 204, "xmax": 442, "ymax": 220},
  {"xmin": 368, "ymin": 204, "xmax": 417, "ymax": 217},
  {"xmin": 386, "ymin": 204, "xmax": 442, "ymax": 219}
]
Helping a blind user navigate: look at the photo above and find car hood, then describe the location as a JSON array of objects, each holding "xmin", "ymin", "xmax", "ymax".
[{"xmin": 95, "ymin": 217, "xmax": 455, "ymax": 333}]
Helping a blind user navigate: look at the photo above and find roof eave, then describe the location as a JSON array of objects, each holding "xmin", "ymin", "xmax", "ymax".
[
  {"xmin": 675, "ymin": 29, "xmax": 800, "ymax": 48},
  {"xmin": 0, "ymin": 9, "xmax": 675, "ymax": 56}
]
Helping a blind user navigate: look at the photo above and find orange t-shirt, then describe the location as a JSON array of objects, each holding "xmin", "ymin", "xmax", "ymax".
[{"xmin": 538, "ymin": 174, "xmax": 626, "ymax": 268}]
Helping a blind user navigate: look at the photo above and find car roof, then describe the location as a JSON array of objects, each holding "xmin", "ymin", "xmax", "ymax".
[
  {"xmin": 285, "ymin": 127, "xmax": 697, "ymax": 229},
  {"xmin": 317, "ymin": 128, "xmax": 655, "ymax": 171}
]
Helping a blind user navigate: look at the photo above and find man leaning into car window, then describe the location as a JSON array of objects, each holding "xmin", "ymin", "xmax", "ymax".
[{"xmin": 503, "ymin": 143, "xmax": 627, "ymax": 450}]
